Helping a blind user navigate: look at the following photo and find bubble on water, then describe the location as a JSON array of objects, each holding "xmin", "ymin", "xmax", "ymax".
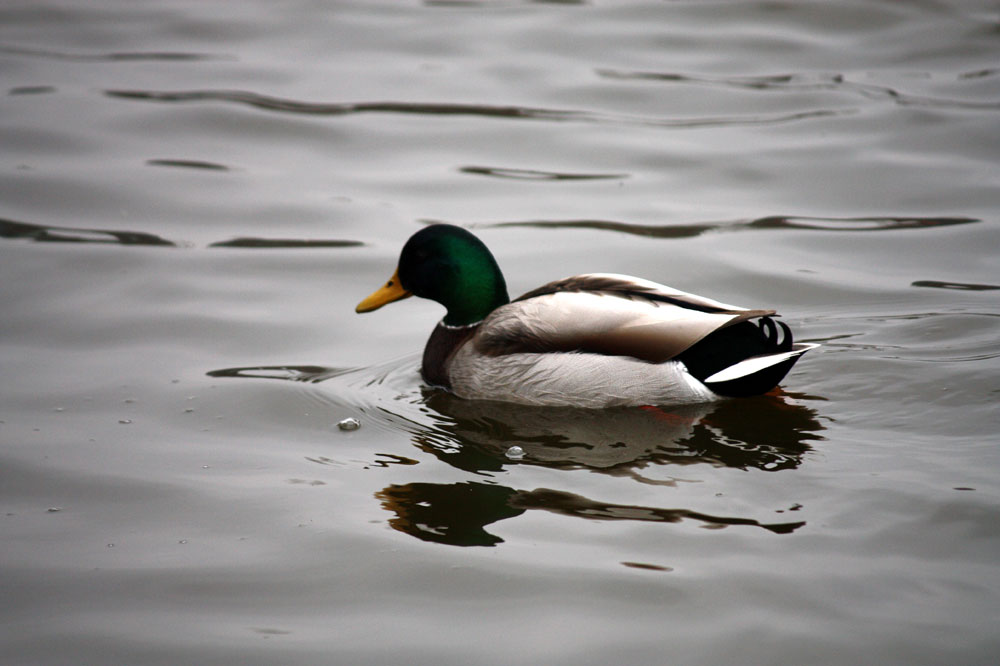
[
  {"xmin": 505, "ymin": 445, "xmax": 525, "ymax": 460},
  {"xmin": 118, "ymin": 419, "xmax": 132, "ymax": 424},
  {"xmin": 46, "ymin": 507, "xmax": 63, "ymax": 513},
  {"xmin": 337, "ymin": 417, "xmax": 361, "ymax": 431}
]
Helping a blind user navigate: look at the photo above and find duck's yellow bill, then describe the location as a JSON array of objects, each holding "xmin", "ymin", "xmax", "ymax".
[{"xmin": 355, "ymin": 269, "xmax": 412, "ymax": 313}]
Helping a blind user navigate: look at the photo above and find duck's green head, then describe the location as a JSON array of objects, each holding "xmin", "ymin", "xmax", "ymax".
[{"xmin": 356, "ymin": 224, "xmax": 509, "ymax": 326}]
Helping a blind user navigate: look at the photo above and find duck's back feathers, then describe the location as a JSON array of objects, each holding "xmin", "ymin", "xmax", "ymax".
[
  {"xmin": 515, "ymin": 273, "xmax": 771, "ymax": 317},
  {"xmin": 477, "ymin": 273, "xmax": 772, "ymax": 363}
]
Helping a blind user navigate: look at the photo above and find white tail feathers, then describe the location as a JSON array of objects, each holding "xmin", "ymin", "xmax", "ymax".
[{"xmin": 704, "ymin": 343, "xmax": 819, "ymax": 384}]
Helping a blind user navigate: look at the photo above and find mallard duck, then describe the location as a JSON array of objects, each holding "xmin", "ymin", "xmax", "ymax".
[{"xmin": 356, "ymin": 224, "xmax": 817, "ymax": 407}]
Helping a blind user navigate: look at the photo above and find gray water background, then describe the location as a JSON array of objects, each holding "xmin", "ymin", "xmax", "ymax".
[{"xmin": 2, "ymin": 1, "xmax": 999, "ymax": 664}]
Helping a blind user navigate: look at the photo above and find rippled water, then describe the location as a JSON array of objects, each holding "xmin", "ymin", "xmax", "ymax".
[{"xmin": 2, "ymin": 1, "xmax": 999, "ymax": 664}]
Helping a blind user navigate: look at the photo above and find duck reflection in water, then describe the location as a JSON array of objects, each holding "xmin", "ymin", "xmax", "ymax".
[
  {"xmin": 207, "ymin": 363, "xmax": 824, "ymax": 548},
  {"xmin": 377, "ymin": 482, "xmax": 806, "ymax": 548},
  {"xmin": 417, "ymin": 388, "xmax": 822, "ymax": 474},
  {"xmin": 377, "ymin": 388, "xmax": 824, "ymax": 547}
]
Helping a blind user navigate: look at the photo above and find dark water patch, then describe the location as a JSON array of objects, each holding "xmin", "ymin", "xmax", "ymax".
[
  {"xmin": 657, "ymin": 108, "xmax": 849, "ymax": 128},
  {"xmin": 0, "ymin": 217, "xmax": 175, "ymax": 246},
  {"xmin": 959, "ymin": 68, "xmax": 998, "ymax": 80},
  {"xmin": 104, "ymin": 88, "xmax": 849, "ymax": 129},
  {"xmin": 621, "ymin": 561, "xmax": 673, "ymax": 572},
  {"xmin": 847, "ymin": 86, "xmax": 1000, "ymax": 112},
  {"xmin": 597, "ymin": 68, "xmax": 824, "ymax": 90},
  {"xmin": 0, "ymin": 44, "xmax": 229, "ymax": 62},
  {"xmin": 598, "ymin": 69, "xmax": 1000, "ymax": 111},
  {"xmin": 206, "ymin": 365, "xmax": 355, "ymax": 383},
  {"xmin": 8, "ymin": 85, "xmax": 56, "ymax": 95},
  {"xmin": 0, "ymin": 218, "xmax": 367, "ymax": 250},
  {"xmin": 912, "ymin": 280, "xmax": 1000, "ymax": 291},
  {"xmin": 748, "ymin": 216, "xmax": 981, "ymax": 232},
  {"xmin": 208, "ymin": 237, "xmax": 364, "ymax": 249},
  {"xmin": 105, "ymin": 89, "xmax": 588, "ymax": 121},
  {"xmin": 146, "ymin": 159, "xmax": 230, "ymax": 171},
  {"xmin": 250, "ymin": 627, "xmax": 292, "ymax": 636},
  {"xmin": 445, "ymin": 218, "xmax": 719, "ymax": 239},
  {"xmin": 458, "ymin": 215, "xmax": 979, "ymax": 239},
  {"xmin": 459, "ymin": 165, "xmax": 628, "ymax": 181}
]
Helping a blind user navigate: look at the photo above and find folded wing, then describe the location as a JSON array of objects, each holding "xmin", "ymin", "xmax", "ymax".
[{"xmin": 476, "ymin": 273, "xmax": 774, "ymax": 363}]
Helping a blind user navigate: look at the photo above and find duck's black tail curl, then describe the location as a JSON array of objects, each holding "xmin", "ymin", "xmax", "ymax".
[
  {"xmin": 677, "ymin": 316, "xmax": 805, "ymax": 397},
  {"xmin": 759, "ymin": 317, "xmax": 794, "ymax": 354}
]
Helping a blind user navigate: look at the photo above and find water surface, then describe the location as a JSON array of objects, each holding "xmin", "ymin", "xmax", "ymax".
[{"xmin": 2, "ymin": 1, "xmax": 999, "ymax": 664}]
